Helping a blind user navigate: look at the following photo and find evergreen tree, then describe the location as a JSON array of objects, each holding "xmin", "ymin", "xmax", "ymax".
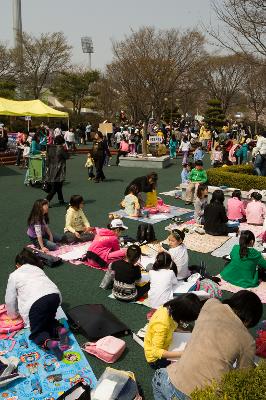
[{"xmin": 204, "ymin": 99, "xmax": 225, "ymax": 132}]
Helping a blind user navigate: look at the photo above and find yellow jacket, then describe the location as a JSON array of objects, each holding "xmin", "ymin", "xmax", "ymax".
[
  {"xmin": 64, "ymin": 207, "xmax": 90, "ymax": 233},
  {"xmin": 144, "ymin": 306, "xmax": 177, "ymax": 362}
]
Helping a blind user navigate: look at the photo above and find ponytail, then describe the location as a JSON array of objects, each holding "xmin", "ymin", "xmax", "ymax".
[
  {"xmin": 153, "ymin": 252, "xmax": 172, "ymax": 271},
  {"xmin": 239, "ymin": 230, "xmax": 255, "ymax": 258}
]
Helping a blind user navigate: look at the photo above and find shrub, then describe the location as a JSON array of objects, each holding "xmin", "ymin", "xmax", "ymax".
[
  {"xmin": 191, "ymin": 361, "xmax": 266, "ymax": 400},
  {"xmin": 207, "ymin": 165, "xmax": 266, "ymax": 191}
]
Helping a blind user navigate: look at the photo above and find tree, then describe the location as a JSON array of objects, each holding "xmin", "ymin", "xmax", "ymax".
[
  {"xmin": 0, "ymin": 43, "xmax": 15, "ymax": 80},
  {"xmin": 243, "ymin": 61, "xmax": 266, "ymax": 134},
  {"xmin": 202, "ymin": 54, "xmax": 246, "ymax": 114},
  {"xmin": 0, "ymin": 81, "xmax": 16, "ymax": 99},
  {"xmin": 204, "ymin": 99, "xmax": 225, "ymax": 131},
  {"xmin": 108, "ymin": 27, "xmax": 204, "ymax": 155},
  {"xmin": 15, "ymin": 32, "xmax": 72, "ymax": 99},
  {"xmin": 52, "ymin": 67, "xmax": 99, "ymax": 114},
  {"xmin": 94, "ymin": 75, "xmax": 121, "ymax": 120},
  {"xmin": 210, "ymin": 0, "xmax": 266, "ymax": 60}
]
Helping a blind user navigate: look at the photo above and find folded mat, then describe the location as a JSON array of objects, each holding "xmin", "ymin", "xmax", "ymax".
[{"xmin": 0, "ymin": 319, "xmax": 97, "ymax": 399}]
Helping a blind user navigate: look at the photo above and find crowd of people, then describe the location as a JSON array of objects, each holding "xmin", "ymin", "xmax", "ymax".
[{"xmin": 1, "ymin": 117, "xmax": 266, "ymax": 399}]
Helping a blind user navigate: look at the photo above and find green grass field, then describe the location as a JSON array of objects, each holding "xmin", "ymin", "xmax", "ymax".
[{"xmin": 0, "ymin": 153, "xmax": 265, "ymax": 399}]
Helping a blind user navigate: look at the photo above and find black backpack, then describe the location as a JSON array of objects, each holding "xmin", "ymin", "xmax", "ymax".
[{"xmin": 136, "ymin": 223, "xmax": 156, "ymax": 243}]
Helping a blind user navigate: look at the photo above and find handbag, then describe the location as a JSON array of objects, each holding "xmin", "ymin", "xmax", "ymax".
[
  {"xmin": 83, "ymin": 336, "xmax": 126, "ymax": 363},
  {"xmin": 57, "ymin": 381, "xmax": 91, "ymax": 399},
  {"xmin": 42, "ymin": 182, "xmax": 52, "ymax": 193},
  {"xmin": 99, "ymin": 268, "xmax": 114, "ymax": 290},
  {"xmin": 26, "ymin": 246, "xmax": 62, "ymax": 268}
]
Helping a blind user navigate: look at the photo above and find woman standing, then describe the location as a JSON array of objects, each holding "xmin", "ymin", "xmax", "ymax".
[
  {"xmin": 92, "ymin": 132, "xmax": 105, "ymax": 183},
  {"xmin": 45, "ymin": 135, "xmax": 68, "ymax": 206}
]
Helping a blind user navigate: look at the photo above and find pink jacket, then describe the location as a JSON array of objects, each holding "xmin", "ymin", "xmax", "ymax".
[
  {"xmin": 88, "ymin": 228, "xmax": 120, "ymax": 262},
  {"xmin": 246, "ymin": 201, "xmax": 266, "ymax": 225},
  {"xmin": 227, "ymin": 197, "xmax": 245, "ymax": 220},
  {"xmin": 120, "ymin": 141, "xmax": 129, "ymax": 152}
]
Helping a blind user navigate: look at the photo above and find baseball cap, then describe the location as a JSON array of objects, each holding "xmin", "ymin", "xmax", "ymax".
[{"xmin": 110, "ymin": 218, "xmax": 128, "ymax": 230}]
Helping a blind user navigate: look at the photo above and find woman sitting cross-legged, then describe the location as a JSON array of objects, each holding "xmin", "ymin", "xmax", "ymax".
[
  {"xmin": 220, "ymin": 230, "xmax": 266, "ymax": 288},
  {"xmin": 27, "ymin": 199, "xmax": 63, "ymax": 252},
  {"xmin": 204, "ymin": 189, "xmax": 238, "ymax": 236},
  {"xmin": 64, "ymin": 195, "xmax": 95, "ymax": 243},
  {"xmin": 5, "ymin": 249, "xmax": 69, "ymax": 360},
  {"xmin": 86, "ymin": 218, "xmax": 127, "ymax": 269},
  {"xmin": 144, "ymin": 294, "xmax": 202, "ymax": 370},
  {"xmin": 111, "ymin": 245, "xmax": 150, "ymax": 302}
]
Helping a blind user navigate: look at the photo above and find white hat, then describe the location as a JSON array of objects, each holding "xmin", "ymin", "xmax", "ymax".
[{"xmin": 110, "ymin": 218, "xmax": 128, "ymax": 230}]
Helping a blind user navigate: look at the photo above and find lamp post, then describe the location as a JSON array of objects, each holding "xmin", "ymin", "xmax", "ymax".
[{"xmin": 81, "ymin": 37, "xmax": 94, "ymax": 69}]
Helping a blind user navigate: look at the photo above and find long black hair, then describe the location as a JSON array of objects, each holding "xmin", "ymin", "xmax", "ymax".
[
  {"xmin": 164, "ymin": 293, "xmax": 202, "ymax": 324},
  {"xmin": 239, "ymin": 230, "xmax": 255, "ymax": 258},
  {"xmin": 171, "ymin": 229, "xmax": 186, "ymax": 242},
  {"xmin": 232, "ymin": 190, "xmax": 241, "ymax": 200},
  {"xmin": 196, "ymin": 183, "xmax": 208, "ymax": 199},
  {"xmin": 210, "ymin": 189, "xmax": 224, "ymax": 205},
  {"xmin": 153, "ymin": 252, "xmax": 172, "ymax": 271},
  {"xmin": 27, "ymin": 199, "xmax": 49, "ymax": 225}
]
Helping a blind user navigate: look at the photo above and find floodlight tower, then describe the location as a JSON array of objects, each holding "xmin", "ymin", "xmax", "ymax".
[
  {"xmin": 81, "ymin": 37, "xmax": 94, "ymax": 69},
  {"xmin": 12, "ymin": 0, "xmax": 22, "ymax": 50}
]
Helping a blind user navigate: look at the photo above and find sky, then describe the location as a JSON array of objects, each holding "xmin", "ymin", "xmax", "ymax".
[{"xmin": 1, "ymin": 0, "xmax": 216, "ymax": 70}]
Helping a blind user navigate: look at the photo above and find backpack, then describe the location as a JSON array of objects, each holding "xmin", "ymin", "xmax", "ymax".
[
  {"xmin": 196, "ymin": 279, "xmax": 222, "ymax": 299},
  {"xmin": 0, "ymin": 305, "xmax": 24, "ymax": 334},
  {"xmin": 83, "ymin": 336, "xmax": 126, "ymax": 363},
  {"xmin": 136, "ymin": 223, "xmax": 156, "ymax": 243}
]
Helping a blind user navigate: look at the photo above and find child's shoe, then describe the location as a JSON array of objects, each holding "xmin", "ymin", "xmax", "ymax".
[
  {"xmin": 46, "ymin": 340, "xmax": 63, "ymax": 361},
  {"xmin": 58, "ymin": 327, "xmax": 70, "ymax": 350}
]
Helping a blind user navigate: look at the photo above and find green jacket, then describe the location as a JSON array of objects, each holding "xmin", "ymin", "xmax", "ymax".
[
  {"xmin": 220, "ymin": 244, "xmax": 266, "ymax": 288},
  {"xmin": 188, "ymin": 168, "xmax": 207, "ymax": 183}
]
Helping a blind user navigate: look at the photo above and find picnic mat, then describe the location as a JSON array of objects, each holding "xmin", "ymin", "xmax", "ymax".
[
  {"xmin": 110, "ymin": 206, "xmax": 193, "ymax": 224},
  {"xmin": 239, "ymin": 223, "xmax": 264, "ymax": 238},
  {"xmin": 159, "ymin": 190, "xmax": 181, "ymax": 198},
  {"xmin": 218, "ymin": 277, "xmax": 266, "ymax": 304},
  {"xmin": 211, "ymin": 236, "xmax": 239, "ymax": 258},
  {"xmin": 0, "ymin": 320, "xmax": 97, "ymax": 399}
]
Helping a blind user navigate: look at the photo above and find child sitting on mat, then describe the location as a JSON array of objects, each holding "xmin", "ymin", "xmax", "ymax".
[
  {"xmin": 148, "ymin": 252, "xmax": 178, "ymax": 309},
  {"xmin": 64, "ymin": 195, "xmax": 95, "ymax": 243},
  {"xmin": 120, "ymin": 184, "xmax": 140, "ymax": 217},
  {"xmin": 159, "ymin": 229, "xmax": 189, "ymax": 281},
  {"xmin": 27, "ymin": 199, "xmax": 63, "ymax": 252},
  {"xmin": 144, "ymin": 294, "xmax": 202, "ymax": 370},
  {"xmin": 86, "ymin": 217, "xmax": 128, "ymax": 269},
  {"xmin": 5, "ymin": 249, "xmax": 69, "ymax": 360},
  {"xmin": 227, "ymin": 190, "xmax": 246, "ymax": 222},
  {"xmin": 246, "ymin": 192, "xmax": 266, "ymax": 225},
  {"xmin": 111, "ymin": 245, "xmax": 149, "ymax": 301}
]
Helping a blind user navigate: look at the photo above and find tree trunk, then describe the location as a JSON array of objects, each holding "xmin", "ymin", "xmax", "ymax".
[
  {"xmin": 142, "ymin": 120, "xmax": 148, "ymax": 156},
  {"xmin": 254, "ymin": 113, "xmax": 258, "ymax": 136}
]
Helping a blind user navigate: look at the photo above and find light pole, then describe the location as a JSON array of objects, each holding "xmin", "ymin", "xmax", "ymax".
[
  {"xmin": 81, "ymin": 37, "xmax": 94, "ymax": 69},
  {"xmin": 12, "ymin": 0, "xmax": 23, "ymax": 60}
]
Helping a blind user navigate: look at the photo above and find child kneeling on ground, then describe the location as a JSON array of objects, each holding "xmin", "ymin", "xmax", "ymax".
[{"xmin": 5, "ymin": 249, "xmax": 69, "ymax": 360}]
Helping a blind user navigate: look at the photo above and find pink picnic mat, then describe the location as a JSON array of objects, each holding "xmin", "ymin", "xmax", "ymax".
[
  {"xmin": 28, "ymin": 241, "xmax": 107, "ymax": 270},
  {"xmin": 218, "ymin": 276, "xmax": 266, "ymax": 304}
]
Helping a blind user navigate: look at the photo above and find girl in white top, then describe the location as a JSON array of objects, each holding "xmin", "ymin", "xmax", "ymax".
[
  {"xmin": 5, "ymin": 249, "xmax": 68, "ymax": 360},
  {"xmin": 164, "ymin": 229, "xmax": 189, "ymax": 280},
  {"xmin": 148, "ymin": 252, "xmax": 178, "ymax": 309}
]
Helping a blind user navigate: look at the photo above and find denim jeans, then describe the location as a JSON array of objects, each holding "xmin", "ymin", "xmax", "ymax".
[
  {"xmin": 29, "ymin": 233, "xmax": 63, "ymax": 251},
  {"xmin": 152, "ymin": 368, "xmax": 190, "ymax": 400}
]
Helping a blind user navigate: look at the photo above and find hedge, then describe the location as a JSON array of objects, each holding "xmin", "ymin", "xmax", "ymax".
[
  {"xmin": 191, "ymin": 361, "xmax": 266, "ymax": 400},
  {"xmin": 207, "ymin": 165, "xmax": 266, "ymax": 191}
]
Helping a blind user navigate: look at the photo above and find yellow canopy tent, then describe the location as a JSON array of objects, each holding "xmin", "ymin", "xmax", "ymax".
[{"xmin": 0, "ymin": 97, "xmax": 68, "ymax": 118}]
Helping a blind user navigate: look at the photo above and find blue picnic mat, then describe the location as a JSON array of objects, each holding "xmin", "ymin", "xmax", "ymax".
[{"xmin": 0, "ymin": 319, "xmax": 97, "ymax": 399}]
